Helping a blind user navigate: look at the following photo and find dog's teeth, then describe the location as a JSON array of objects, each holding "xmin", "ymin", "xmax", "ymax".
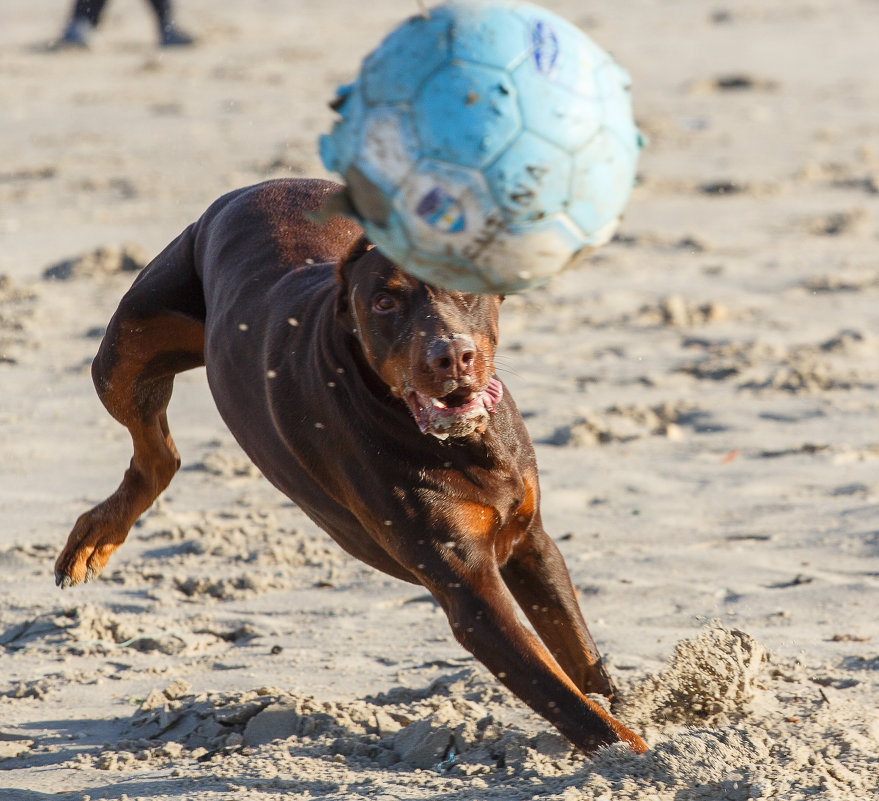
[{"xmin": 432, "ymin": 398, "xmax": 446, "ymax": 410}]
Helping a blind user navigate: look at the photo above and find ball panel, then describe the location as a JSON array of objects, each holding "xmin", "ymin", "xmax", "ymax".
[
  {"xmin": 483, "ymin": 130, "xmax": 572, "ymax": 223},
  {"xmin": 567, "ymin": 128, "xmax": 637, "ymax": 238},
  {"xmin": 361, "ymin": 10, "xmax": 453, "ymax": 106},
  {"xmin": 396, "ymin": 248, "xmax": 488, "ymax": 293},
  {"xmin": 511, "ymin": 58, "xmax": 602, "ymax": 154},
  {"xmin": 356, "ymin": 106, "xmax": 420, "ymax": 193},
  {"xmin": 446, "ymin": 2, "xmax": 531, "ymax": 70},
  {"xmin": 317, "ymin": 85, "xmax": 367, "ymax": 175},
  {"xmin": 360, "ymin": 210, "xmax": 416, "ymax": 268},
  {"xmin": 460, "ymin": 213, "xmax": 587, "ymax": 292},
  {"xmin": 510, "ymin": 6, "xmax": 609, "ymax": 83},
  {"xmin": 394, "ymin": 159, "xmax": 499, "ymax": 257},
  {"xmin": 595, "ymin": 61, "xmax": 640, "ymax": 153},
  {"xmin": 344, "ymin": 165, "xmax": 395, "ymax": 227},
  {"xmin": 414, "ymin": 62, "xmax": 520, "ymax": 170},
  {"xmin": 580, "ymin": 216, "xmax": 621, "ymax": 249}
]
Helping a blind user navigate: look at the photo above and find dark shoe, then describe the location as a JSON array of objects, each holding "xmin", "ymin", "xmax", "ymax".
[
  {"xmin": 50, "ymin": 18, "xmax": 94, "ymax": 50},
  {"xmin": 160, "ymin": 23, "xmax": 195, "ymax": 47}
]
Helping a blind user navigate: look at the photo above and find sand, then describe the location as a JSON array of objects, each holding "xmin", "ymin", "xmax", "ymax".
[{"xmin": 1, "ymin": 0, "xmax": 878, "ymax": 798}]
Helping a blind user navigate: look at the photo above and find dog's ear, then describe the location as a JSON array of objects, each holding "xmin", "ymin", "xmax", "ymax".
[{"xmin": 335, "ymin": 235, "xmax": 372, "ymax": 323}]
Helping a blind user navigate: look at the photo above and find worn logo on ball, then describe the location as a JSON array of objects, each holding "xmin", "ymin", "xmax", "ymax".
[
  {"xmin": 416, "ymin": 187, "xmax": 466, "ymax": 233},
  {"xmin": 530, "ymin": 20, "xmax": 559, "ymax": 76}
]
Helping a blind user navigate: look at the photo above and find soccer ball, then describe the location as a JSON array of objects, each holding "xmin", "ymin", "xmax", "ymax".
[{"xmin": 319, "ymin": 0, "xmax": 641, "ymax": 293}]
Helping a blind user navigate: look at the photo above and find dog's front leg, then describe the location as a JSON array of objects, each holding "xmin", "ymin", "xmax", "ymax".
[
  {"xmin": 500, "ymin": 523, "xmax": 616, "ymax": 700},
  {"xmin": 416, "ymin": 551, "xmax": 647, "ymax": 755}
]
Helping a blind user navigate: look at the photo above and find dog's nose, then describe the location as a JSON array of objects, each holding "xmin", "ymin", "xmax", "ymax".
[{"xmin": 427, "ymin": 335, "xmax": 477, "ymax": 379}]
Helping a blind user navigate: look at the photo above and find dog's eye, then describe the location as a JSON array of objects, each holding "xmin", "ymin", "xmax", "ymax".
[{"xmin": 373, "ymin": 294, "xmax": 398, "ymax": 313}]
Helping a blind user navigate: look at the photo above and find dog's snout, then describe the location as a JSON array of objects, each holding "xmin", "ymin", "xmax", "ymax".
[{"xmin": 427, "ymin": 335, "xmax": 477, "ymax": 379}]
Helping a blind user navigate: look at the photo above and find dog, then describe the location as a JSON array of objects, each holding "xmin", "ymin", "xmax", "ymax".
[{"xmin": 55, "ymin": 178, "xmax": 647, "ymax": 755}]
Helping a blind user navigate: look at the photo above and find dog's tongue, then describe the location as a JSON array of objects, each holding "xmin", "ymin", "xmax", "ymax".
[{"xmin": 483, "ymin": 377, "xmax": 503, "ymax": 409}]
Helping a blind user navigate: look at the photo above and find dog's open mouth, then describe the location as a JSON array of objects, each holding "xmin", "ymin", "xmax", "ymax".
[{"xmin": 405, "ymin": 377, "xmax": 503, "ymax": 439}]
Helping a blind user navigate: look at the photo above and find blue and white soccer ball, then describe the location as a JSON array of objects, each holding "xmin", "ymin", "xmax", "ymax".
[{"xmin": 319, "ymin": 0, "xmax": 641, "ymax": 293}]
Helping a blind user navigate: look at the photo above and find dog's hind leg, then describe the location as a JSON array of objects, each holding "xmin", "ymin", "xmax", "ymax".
[
  {"xmin": 55, "ymin": 228, "xmax": 205, "ymax": 588},
  {"xmin": 500, "ymin": 524, "xmax": 617, "ymax": 699}
]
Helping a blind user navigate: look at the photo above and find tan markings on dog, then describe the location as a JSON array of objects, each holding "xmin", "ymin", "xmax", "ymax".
[
  {"xmin": 385, "ymin": 270, "xmax": 417, "ymax": 293},
  {"xmin": 495, "ymin": 477, "xmax": 537, "ymax": 564},
  {"xmin": 508, "ymin": 616, "xmax": 644, "ymax": 751},
  {"xmin": 102, "ymin": 314, "xmax": 205, "ymax": 421},
  {"xmin": 56, "ymin": 314, "xmax": 205, "ymax": 586},
  {"xmin": 450, "ymin": 500, "xmax": 500, "ymax": 540},
  {"xmin": 477, "ymin": 330, "xmax": 497, "ymax": 353},
  {"xmin": 376, "ymin": 347, "xmax": 413, "ymax": 397}
]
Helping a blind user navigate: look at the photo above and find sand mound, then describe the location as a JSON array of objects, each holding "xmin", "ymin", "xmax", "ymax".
[
  {"xmin": 0, "ymin": 603, "xmax": 244, "ymax": 658},
  {"xmin": 67, "ymin": 626, "xmax": 878, "ymax": 799},
  {"xmin": 548, "ymin": 401, "xmax": 694, "ymax": 446},
  {"xmin": 586, "ymin": 627, "xmax": 878, "ymax": 800},
  {"xmin": 0, "ymin": 274, "xmax": 38, "ymax": 363},
  {"xmin": 621, "ymin": 626, "xmax": 767, "ymax": 727},
  {"xmin": 0, "ymin": 603, "xmax": 188, "ymax": 655},
  {"xmin": 109, "ymin": 668, "xmax": 544, "ymax": 775},
  {"xmin": 677, "ymin": 332, "xmax": 879, "ymax": 394},
  {"xmin": 42, "ymin": 243, "xmax": 149, "ymax": 281}
]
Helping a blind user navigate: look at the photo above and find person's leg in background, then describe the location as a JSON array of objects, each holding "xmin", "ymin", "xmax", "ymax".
[
  {"xmin": 146, "ymin": 0, "xmax": 195, "ymax": 47},
  {"xmin": 54, "ymin": 0, "xmax": 194, "ymax": 49},
  {"xmin": 57, "ymin": 0, "xmax": 107, "ymax": 47}
]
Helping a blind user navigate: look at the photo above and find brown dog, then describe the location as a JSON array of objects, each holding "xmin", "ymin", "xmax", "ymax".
[{"xmin": 55, "ymin": 178, "xmax": 646, "ymax": 755}]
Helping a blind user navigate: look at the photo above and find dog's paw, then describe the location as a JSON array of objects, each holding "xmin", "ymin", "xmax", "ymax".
[
  {"xmin": 54, "ymin": 507, "xmax": 125, "ymax": 589},
  {"xmin": 54, "ymin": 564, "xmax": 98, "ymax": 589}
]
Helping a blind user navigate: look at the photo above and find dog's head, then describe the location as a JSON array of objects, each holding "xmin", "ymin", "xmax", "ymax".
[{"xmin": 336, "ymin": 239, "xmax": 503, "ymax": 439}]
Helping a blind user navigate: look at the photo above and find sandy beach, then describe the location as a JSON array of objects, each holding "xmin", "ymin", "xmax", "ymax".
[{"xmin": 1, "ymin": 0, "xmax": 878, "ymax": 798}]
